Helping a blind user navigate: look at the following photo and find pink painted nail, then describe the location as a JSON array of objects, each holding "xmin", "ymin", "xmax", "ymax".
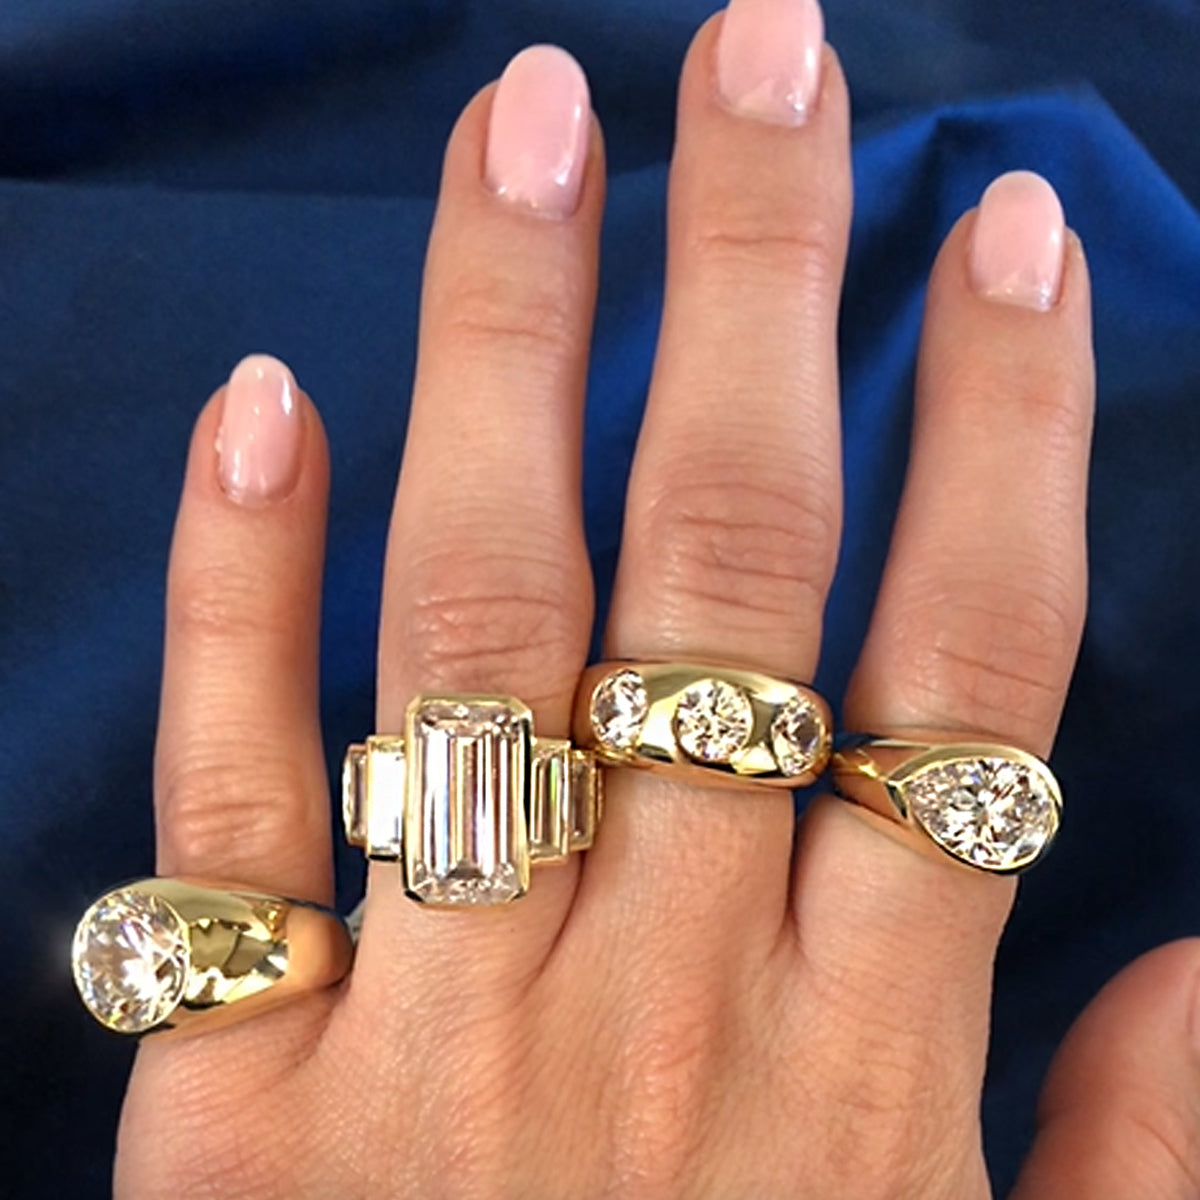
[
  {"xmin": 969, "ymin": 171, "xmax": 1066, "ymax": 311},
  {"xmin": 485, "ymin": 45, "xmax": 590, "ymax": 217},
  {"xmin": 716, "ymin": 0, "xmax": 825, "ymax": 126},
  {"xmin": 216, "ymin": 354, "xmax": 302, "ymax": 506}
]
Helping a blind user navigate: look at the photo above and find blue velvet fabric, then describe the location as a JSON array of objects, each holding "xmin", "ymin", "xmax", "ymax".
[{"xmin": 2, "ymin": 2, "xmax": 1198, "ymax": 1195}]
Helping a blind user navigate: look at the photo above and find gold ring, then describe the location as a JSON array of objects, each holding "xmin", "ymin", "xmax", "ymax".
[
  {"xmin": 829, "ymin": 735, "xmax": 1062, "ymax": 873},
  {"xmin": 343, "ymin": 694, "xmax": 601, "ymax": 907},
  {"xmin": 573, "ymin": 661, "xmax": 833, "ymax": 787},
  {"xmin": 71, "ymin": 878, "xmax": 353, "ymax": 1036}
]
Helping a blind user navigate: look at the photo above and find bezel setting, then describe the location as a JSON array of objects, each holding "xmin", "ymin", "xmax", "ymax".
[
  {"xmin": 590, "ymin": 669, "xmax": 649, "ymax": 753},
  {"xmin": 897, "ymin": 750, "xmax": 1061, "ymax": 872},
  {"xmin": 672, "ymin": 678, "xmax": 754, "ymax": 763}
]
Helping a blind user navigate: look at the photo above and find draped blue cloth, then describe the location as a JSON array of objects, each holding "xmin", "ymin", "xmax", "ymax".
[{"xmin": 2, "ymin": 2, "xmax": 1198, "ymax": 1195}]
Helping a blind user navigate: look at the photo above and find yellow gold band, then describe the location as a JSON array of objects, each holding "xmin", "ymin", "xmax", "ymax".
[
  {"xmin": 71, "ymin": 878, "xmax": 353, "ymax": 1036},
  {"xmin": 573, "ymin": 661, "xmax": 833, "ymax": 788},
  {"xmin": 830, "ymin": 736, "xmax": 1062, "ymax": 873}
]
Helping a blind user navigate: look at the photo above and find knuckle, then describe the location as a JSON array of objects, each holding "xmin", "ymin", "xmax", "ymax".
[
  {"xmin": 168, "ymin": 562, "xmax": 289, "ymax": 647},
  {"xmin": 688, "ymin": 210, "xmax": 843, "ymax": 295},
  {"xmin": 1019, "ymin": 368, "xmax": 1093, "ymax": 446},
  {"xmin": 441, "ymin": 267, "xmax": 578, "ymax": 362},
  {"xmin": 941, "ymin": 360, "xmax": 1092, "ymax": 448},
  {"xmin": 900, "ymin": 571, "xmax": 1083, "ymax": 741},
  {"xmin": 643, "ymin": 474, "xmax": 837, "ymax": 630},
  {"xmin": 158, "ymin": 743, "xmax": 316, "ymax": 871},
  {"xmin": 803, "ymin": 1036, "xmax": 973, "ymax": 1199},
  {"xmin": 401, "ymin": 549, "xmax": 585, "ymax": 700}
]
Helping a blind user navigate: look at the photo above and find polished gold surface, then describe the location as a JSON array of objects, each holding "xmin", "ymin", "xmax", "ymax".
[
  {"xmin": 343, "ymin": 694, "xmax": 601, "ymax": 906},
  {"xmin": 830, "ymin": 737, "xmax": 1063, "ymax": 873},
  {"xmin": 71, "ymin": 878, "xmax": 353, "ymax": 1036},
  {"xmin": 574, "ymin": 661, "xmax": 833, "ymax": 788}
]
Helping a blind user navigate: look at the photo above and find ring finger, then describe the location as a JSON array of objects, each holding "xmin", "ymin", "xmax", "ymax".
[{"xmin": 345, "ymin": 45, "xmax": 605, "ymax": 1014}]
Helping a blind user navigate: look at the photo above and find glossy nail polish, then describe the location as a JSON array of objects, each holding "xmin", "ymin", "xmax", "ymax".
[
  {"xmin": 716, "ymin": 0, "xmax": 825, "ymax": 126},
  {"xmin": 216, "ymin": 354, "xmax": 302, "ymax": 506},
  {"xmin": 969, "ymin": 171, "xmax": 1066, "ymax": 311},
  {"xmin": 484, "ymin": 45, "xmax": 590, "ymax": 217}
]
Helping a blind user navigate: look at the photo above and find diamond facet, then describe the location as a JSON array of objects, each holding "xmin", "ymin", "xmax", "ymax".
[
  {"xmin": 405, "ymin": 697, "xmax": 531, "ymax": 906},
  {"xmin": 342, "ymin": 744, "xmax": 368, "ymax": 848},
  {"xmin": 72, "ymin": 890, "xmax": 190, "ymax": 1033},
  {"xmin": 363, "ymin": 736, "xmax": 405, "ymax": 861},
  {"xmin": 529, "ymin": 738, "xmax": 571, "ymax": 862},
  {"xmin": 770, "ymin": 695, "xmax": 825, "ymax": 776},
  {"xmin": 904, "ymin": 756, "xmax": 1059, "ymax": 871},
  {"xmin": 591, "ymin": 670, "xmax": 648, "ymax": 752},
  {"xmin": 567, "ymin": 749, "xmax": 599, "ymax": 849},
  {"xmin": 673, "ymin": 678, "xmax": 754, "ymax": 763}
]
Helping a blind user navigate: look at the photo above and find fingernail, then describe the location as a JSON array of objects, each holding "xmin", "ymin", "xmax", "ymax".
[
  {"xmin": 716, "ymin": 0, "xmax": 825, "ymax": 126},
  {"xmin": 484, "ymin": 45, "xmax": 590, "ymax": 217},
  {"xmin": 216, "ymin": 354, "xmax": 302, "ymax": 506},
  {"xmin": 969, "ymin": 171, "xmax": 1066, "ymax": 311}
]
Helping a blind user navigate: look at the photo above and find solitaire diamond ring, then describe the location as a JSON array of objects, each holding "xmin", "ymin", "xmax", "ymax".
[
  {"xmin": 72, "ymin": 878, "xmax": 353, "ymax": 1036},
  {"xmin": 829, "ymin": 736, "xmax": 1062, "ymax": 873}
]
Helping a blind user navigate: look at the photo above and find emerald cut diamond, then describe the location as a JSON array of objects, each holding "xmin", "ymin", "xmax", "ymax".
[{"xmin": 404, "ymin": 697, "xmax": 532, "ymax": 906}]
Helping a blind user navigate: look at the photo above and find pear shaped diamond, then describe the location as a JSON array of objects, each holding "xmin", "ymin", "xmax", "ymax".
[{"xmin": 905, "ymin": 756, "xmax": 1059, "ymax": 871}]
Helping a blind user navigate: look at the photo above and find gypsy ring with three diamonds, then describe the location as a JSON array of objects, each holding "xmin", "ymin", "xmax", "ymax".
[{"xmin": 573, "ymin": 661, "xmax": 834, "ymax": 787}]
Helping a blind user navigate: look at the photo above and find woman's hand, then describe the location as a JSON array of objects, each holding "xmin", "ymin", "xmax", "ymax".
[{"xmin": 113, "ymin": 2, "xmax": 1200, "ymax": 1196}]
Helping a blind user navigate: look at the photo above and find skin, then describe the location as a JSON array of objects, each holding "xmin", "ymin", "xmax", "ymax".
[{"xmin": 115, "ymin": 14, "xmax": 1200, "ymax": 1200}]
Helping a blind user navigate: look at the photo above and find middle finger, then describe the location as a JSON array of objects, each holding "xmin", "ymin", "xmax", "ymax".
[{"xmin": 591, "ymin": 0, "xmax": 851, "ymax": 938}]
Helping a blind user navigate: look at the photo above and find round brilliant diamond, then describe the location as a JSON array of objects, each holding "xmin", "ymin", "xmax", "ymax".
[
  {"xmin": 591, "ymin": 669, "xmax": 649, "ymax": 752},
  {"xmin": 770, "ymin": 696, "xmax": 825, "ymax": 776},
  {"xmin": 673, "ymin": 678, "xmax": 754, "ymax": 763},
  {"xmin": 72, "ymin": 890, "xmax": 190, "ymax": 1033}
]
